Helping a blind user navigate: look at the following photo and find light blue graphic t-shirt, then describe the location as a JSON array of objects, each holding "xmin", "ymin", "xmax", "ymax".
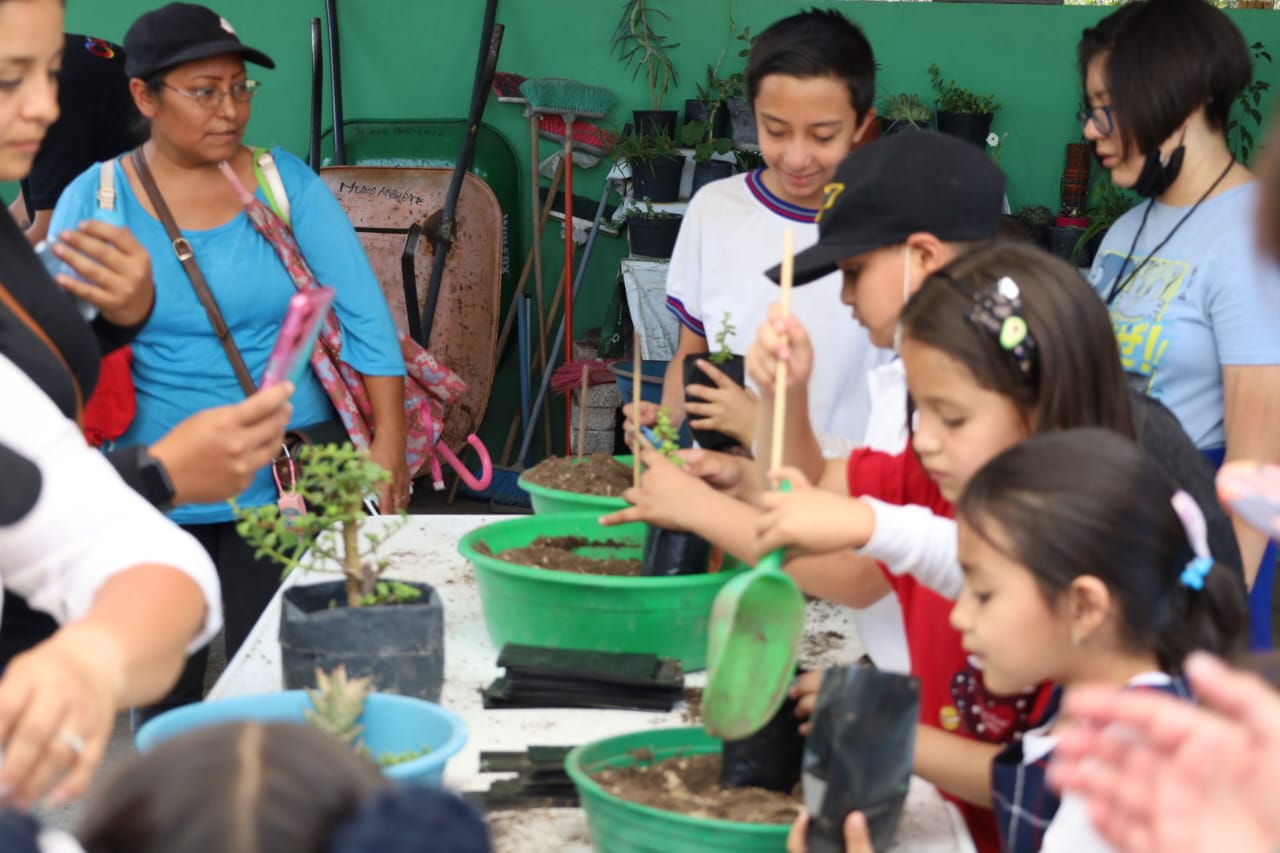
[{"xmin": 1089, "ymin": 182, "xmax": 1280, "ymax": 450}]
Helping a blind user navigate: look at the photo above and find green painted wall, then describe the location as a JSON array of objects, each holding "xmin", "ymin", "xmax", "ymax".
[{"xmin": 56, "ymin": 1, "xmax": 1280, "ymax": 457}]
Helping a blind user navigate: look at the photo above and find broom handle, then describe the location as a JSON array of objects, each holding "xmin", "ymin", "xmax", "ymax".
[
  {"xmin": 577, "ymin": 364, "xmax": 589, "ymax": 462},
  {"xmin": 770, "ymin": 228, "xmax": 794, "ymax": 473},
  {"xmin": 495, "ymin": 159, "xmax": 563, "ymax": 362},
  {"xmin": 562, "ymin": 118, "xmax": 576, "ymax": 455},
  {"xmin": 529, "ymin": 112, "xmax": 549, "ymax": 379}
]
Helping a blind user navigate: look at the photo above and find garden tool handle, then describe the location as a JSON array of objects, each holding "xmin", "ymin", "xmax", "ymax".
[{"xmin": 436, "ymin": 434, "xmax": 493, "ymax": 492}]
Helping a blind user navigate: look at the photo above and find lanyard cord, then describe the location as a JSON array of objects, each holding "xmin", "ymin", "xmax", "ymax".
[{"xmin": 1104, "ymin": 159, "xmax": 1236, "ymax": 307}]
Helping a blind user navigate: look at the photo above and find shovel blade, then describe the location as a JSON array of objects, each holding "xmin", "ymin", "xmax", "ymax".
[{"xmin": 702, "ymin": 569, "xmax": 805, "ymax": 740}]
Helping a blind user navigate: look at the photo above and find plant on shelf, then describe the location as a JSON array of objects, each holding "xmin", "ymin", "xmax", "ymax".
[
  {"xmin": 613, "ymin": 0, "xmax": 679, "ymax": 111},
  {"xmin": 1227, "ymin": 41, "xmax": 1272, "ymax": 166},
  {"xmin": 612, "ymin": 124, "xmax": 679, "ymax": 163},
  {"xmin": 627, "ymin": 197, "xmax": 681, "ymax": 221},
  {"xmin": 882, "ymin": 93, "xmax": 931, "ymax": 124},
  {"xmin": 710, "ymin": 312, "xmax": 736, "ymax": 365},
  {"xmin": 1073, "ymin": 175, "xmax": 1138, "ymax": 264},
  {"xmin": 928, "ymin": 65, "xmax": 1002, "ymax": 115},
  {"xmin": 680, "ymin": 120, "xmax": 733, "ymax": 163},
  {"xmin": 1016, "ymin": 205, "xmax": 1053, "ymax": 228},
  {"xmin": 233, "ymin": 443, "xmax": 414, "ymax": 608}
]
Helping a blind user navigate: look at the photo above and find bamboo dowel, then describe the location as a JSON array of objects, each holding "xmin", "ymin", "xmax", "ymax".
[
  {"xmin": 633, "ymin": 332, "xmax": 643, "ymax": 488},
  {"xmin": 770, "ymin": 227, "xmax": 794, "ymax": 473}
]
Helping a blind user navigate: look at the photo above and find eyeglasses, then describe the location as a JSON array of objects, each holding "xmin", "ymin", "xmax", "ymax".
[
  {"xmin": 161, "ymin": 80, "xmax": 260, "ymax": 108},
  {"xmin": 1076, "ymin": 104, "xmax": 1115, "ymax": 136}
]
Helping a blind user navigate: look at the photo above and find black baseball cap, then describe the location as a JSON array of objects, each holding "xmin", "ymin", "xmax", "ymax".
[
  {"xmin": 766, "ymin": 130, "xmax": 1007, "ymax": 285},
  {"xmin": 124, "ymin": 4, "xmax": 275, "ymax": 80}
]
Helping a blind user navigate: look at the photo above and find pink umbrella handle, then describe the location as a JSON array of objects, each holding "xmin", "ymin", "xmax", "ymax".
[
  {"xmin": 217, "ymin": 160, "xmax": 256, "ymax": 205},
  {"xmin": 435, "ymin": 435, "xmax": 493, "ymax": 492}
]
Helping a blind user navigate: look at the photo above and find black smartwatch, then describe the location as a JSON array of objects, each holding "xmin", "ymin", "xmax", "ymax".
[{"xmin": 133, "ymin": 446, "xmax": 176, "ymax": 511}]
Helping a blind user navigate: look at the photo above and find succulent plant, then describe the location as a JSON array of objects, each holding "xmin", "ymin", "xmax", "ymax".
[{"xmin": 304, "ymin": 665, "xmax": 372, "ymax": 755}]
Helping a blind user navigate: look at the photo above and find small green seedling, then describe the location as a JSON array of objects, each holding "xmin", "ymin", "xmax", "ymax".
[
  {"xmin": 710, "ymin": 312, "xmax": 736, "ymax": 365},
  {"xmin": 233, "ymin": 442, "xmax": 415, "ymax": 608},
  {"xmin": 651, "ymin": 408, "xmax": 683, "ymax": 464}
]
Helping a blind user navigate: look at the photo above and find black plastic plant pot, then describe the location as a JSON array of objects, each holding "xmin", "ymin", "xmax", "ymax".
[
  {"xmin": 1048, "ymin": 225, "xmax": 1087, "ymax": 265},
  {"xmin": 1023, "ymin": 223, "xmax": 1052, "ymax": 252},
  {"xmin": 629, "ymin": 155, "xmax": 684, "ymax": 203},
  {"xmin": 691, "ymin": 160, "xmax": 735, "ymax": 196},
  {"xmin": 934, "ymin": 111, "xmax": 993, "ymax": 148},
  {"xmin": 279, "ymin": 580, "xmax": 445, "ymax": 701},
  {"xmin": 683, "ymin": 355, "xmax": 746, "ymax": 452},
  {"xmin": 627, "ymin": 213, "xmax": 683, "ymax": 259},
  {"xmin": 720, "ymin": 670, "xmax": 807, "ymax": 793},
  {"xmin": 684, "ymin": 99, "xmax": 731, "ymax": 140},
  {"xmin": 725, "ymin": 98, "xmax": 757, "ymax": 146},
  {"xmin": 642, "ymin": 525, "xmax": 712, "ymax": 577},
  {"xmin": 632, "ymin": 109, "xmax": 678, "ymax": 140},
  {"xmin": 882, "ymin": 119, "xmax": 931, "ymax": 136}
]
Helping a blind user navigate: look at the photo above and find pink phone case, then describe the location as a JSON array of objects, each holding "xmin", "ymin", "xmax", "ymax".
[{"xmin": 260, "ymin": 287, "xmax": 336, "ymax": 388}]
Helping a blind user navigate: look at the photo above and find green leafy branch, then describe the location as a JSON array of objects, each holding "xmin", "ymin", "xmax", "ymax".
[{"xmin": 613, "ymin": 0, "xmax": 680, "ymax": 110}]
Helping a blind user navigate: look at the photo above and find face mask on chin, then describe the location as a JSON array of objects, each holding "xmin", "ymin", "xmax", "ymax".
[{"xmin": 1131, "ymin": 137, "xmax": 1186, "ymax": 199}]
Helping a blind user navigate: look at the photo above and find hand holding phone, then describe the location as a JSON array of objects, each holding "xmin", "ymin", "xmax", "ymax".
[{"xmin": 261, "ymin": 287, "xmax": 336, "ymax": 388}]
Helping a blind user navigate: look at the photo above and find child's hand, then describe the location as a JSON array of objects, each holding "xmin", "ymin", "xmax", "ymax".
[
  {"xmin": 686, "ymin": 359, "xmax": 758, "ymax": 445},
  {"xmin": 677, "ymin": 448, "xmax": 766, "ymax": 504},
  {"xmin": 756, "ymin": 467, "xmax": 875, "ymax": 555},
  {"xmin": 789, "ymin": 669, "xmax": 823, "ymax": 736},
  {"xmin": 746, "ymin": 305, "xmax": 815, "ymax": 396},
  {"xmin": 621, "ymin": 402, "xmax": 663, "ymax": 444},
  {"xmin": 787, "ymin": 810, "xmax": 876, "ymax": 853},
  {"xmin": 600, "ymin": 445, "xmax": 708, "ymax": 532}
]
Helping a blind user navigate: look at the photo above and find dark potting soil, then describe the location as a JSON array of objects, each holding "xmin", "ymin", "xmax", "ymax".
[
  {"xmin": 523, "ymin": 454, "xmax": 633, "ymax": 497},
  {"xmin": 681, "ymin": 686, "xmax": 703, "ymax": 725},
  {"xmin": 593, "ymin": 752, "xmax": 801, "ymax": 824},
  {"xmin": 480, "ymin": 536, "xmax": 643, "ymax": 577},
  {"xmin": 802, "ymin": 629, "xmax": 847, "ymax": 663}
]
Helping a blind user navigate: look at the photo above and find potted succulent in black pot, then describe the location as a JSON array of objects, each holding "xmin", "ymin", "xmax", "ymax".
[
  {"xmin": 1015, "ymin": 205, "xmax": 1053, "ymax": 251},
  {"xmin": 881, "ymin": 93, "xmax": 932, "ymax": 135},
  {"xmin": 614, "ymin": 0, "xmax": 680, "ymax": 138},
  {"xmin": 721, "ymin": 26, "xmax": 758, "ymax": 147},
  {"xmin": 683, "ymin": 312, "xmax": 746, "ymax": 452},
  {"xmin": 681, "ymin": 119, "xmax": 734, "ymax": 196},
  {"xmin": 626, "ymin": 198, "xmax": 683, "ymax": 259},
  {"xmin": 928, "ymin": 64, "xmax": 1001, "ymax": 149},
  {"xmin": 233, "ymin": 443, "xmax": 445, "ymax": 701},
  {"xmin": 641, "ymin": 409, "xmax": 714, "ymax": 577},
  {"xmin": 684, "ymin": 65, "xmax": 732, "ymax": 141},
  {"xmin": 615, "ymin": 125, "xmax": 684, "ymax": 203}
]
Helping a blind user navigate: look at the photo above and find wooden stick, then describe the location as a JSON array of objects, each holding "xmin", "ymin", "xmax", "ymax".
[
  {"xmin": 633, "ymin": 331, "xmax": 643, "ymax": 488},
  {"xmin": 770, "ymin": 227, "xmax": 795, "ymax": 473},
  {"xmin": 576, "ymin": 363, "xmax": 589, "ymax": 462}
]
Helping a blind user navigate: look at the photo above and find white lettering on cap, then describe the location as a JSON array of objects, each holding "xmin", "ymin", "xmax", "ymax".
[{"xmin": 220, "ymin": 17, "xmax": 237, "ymax": 35}]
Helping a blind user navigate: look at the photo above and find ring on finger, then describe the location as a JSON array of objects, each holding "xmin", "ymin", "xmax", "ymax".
[{"xmin": 57, "ymin": 728, "xmax": 87, "ymax": 755}]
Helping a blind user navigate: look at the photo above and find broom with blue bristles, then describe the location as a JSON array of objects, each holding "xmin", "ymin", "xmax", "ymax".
[{"xmin": 518, "ymin": 78, "xmax": 616, "ymax": 456}]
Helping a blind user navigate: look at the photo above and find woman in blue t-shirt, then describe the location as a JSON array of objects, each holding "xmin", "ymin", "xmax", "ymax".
[
  {"xmin": 49, "ymin": 4, "xmax": 407, "ymax": 717},
  {"xmin": 1077, "ymin": 0, "xmax": 1280, "ymax": 650}
]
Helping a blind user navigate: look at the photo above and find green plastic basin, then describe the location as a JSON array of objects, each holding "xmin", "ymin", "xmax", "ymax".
[
  {"xmin": 517, "ymin": 455, "xmax": 633, "ymax": 515},
  {"xmin": 457, "ymin": 514, "xmax": 745, "ymax": 670},
  {"xmin": 566, "ymin": 727, "xmax": 790, "ymax": 853}
]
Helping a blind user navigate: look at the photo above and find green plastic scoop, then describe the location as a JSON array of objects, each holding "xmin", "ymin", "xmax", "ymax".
[
  {"xmin": 702, "ymin": 226, "xmax": 806, "ymax": 741},
  {"xmin": 702, "ymin": 481, "xmax": 806, "ymax": 740}
]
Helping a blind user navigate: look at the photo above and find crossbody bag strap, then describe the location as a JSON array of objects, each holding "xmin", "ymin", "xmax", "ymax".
[
  {"xmin": 0, "ymin": 281, "xmax": 84, "ymax": 428},
  {"xmin": 130, "ymin": 147, "xmax": 257, "ymax": 398}
]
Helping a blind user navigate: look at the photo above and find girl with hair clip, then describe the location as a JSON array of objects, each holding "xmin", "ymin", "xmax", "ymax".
[
  {"xmin": 1078, "ymin": 0, "xmax": 1280, "ymax": 650},
  {"xmin": 785, "ymin": 429, "xmax": 1248, "ymax": 853},
  {"xmin": 0, "ymin": 721, "xmax": 492, "ymax": 853},
  {"xmin": 745, "ymin": 241, "xmax": 1245, "ymax": 853}
]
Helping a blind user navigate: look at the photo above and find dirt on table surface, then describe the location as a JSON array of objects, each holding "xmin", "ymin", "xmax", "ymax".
[
  {"xmin": 801, "ymin": 628, "xmax": 847, "ymax": 664},
  {"xmin": 681, "ymin": 687, "xmax": 703, "ymax": 724},
  {"xmin": 477, "ymin": 536, "xmax": 643, "ymax": 577},
  {"xmin": 523, "ymin": 454, "xmax": 633, "ymax": 497},
  {"xmin": 592, "ymin": 752, "xmax": 801, "ymax": 824}
]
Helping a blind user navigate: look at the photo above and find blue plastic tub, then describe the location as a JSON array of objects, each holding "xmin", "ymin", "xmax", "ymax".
[{"xmin": 134, "ymin": 690, "xmax": 468, "ymax": 786}]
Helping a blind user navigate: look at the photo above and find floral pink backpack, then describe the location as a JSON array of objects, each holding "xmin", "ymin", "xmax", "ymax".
[{"xmin": 221, "ymin": 150, "xmax": 468, "ymax": 481}]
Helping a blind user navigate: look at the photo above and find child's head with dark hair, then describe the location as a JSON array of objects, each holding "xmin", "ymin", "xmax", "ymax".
[
  {"xmin": 741, "ymin": 8, "xmax": 877, "ymax": 209},
  {"xmin": 77, "ymin": 722, "xmax": 491, "ymax": 853},
  {"xmin": 1077, "ymin": 0, "xmax": 1250, "ymax": 185},
  {"xmin": 952, "ymin": 429, "xmax": 1248, "ymax": 695},
  {"xmin": 896, "ymin": 241, "xmax": 1134, "ymax": 501}
]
